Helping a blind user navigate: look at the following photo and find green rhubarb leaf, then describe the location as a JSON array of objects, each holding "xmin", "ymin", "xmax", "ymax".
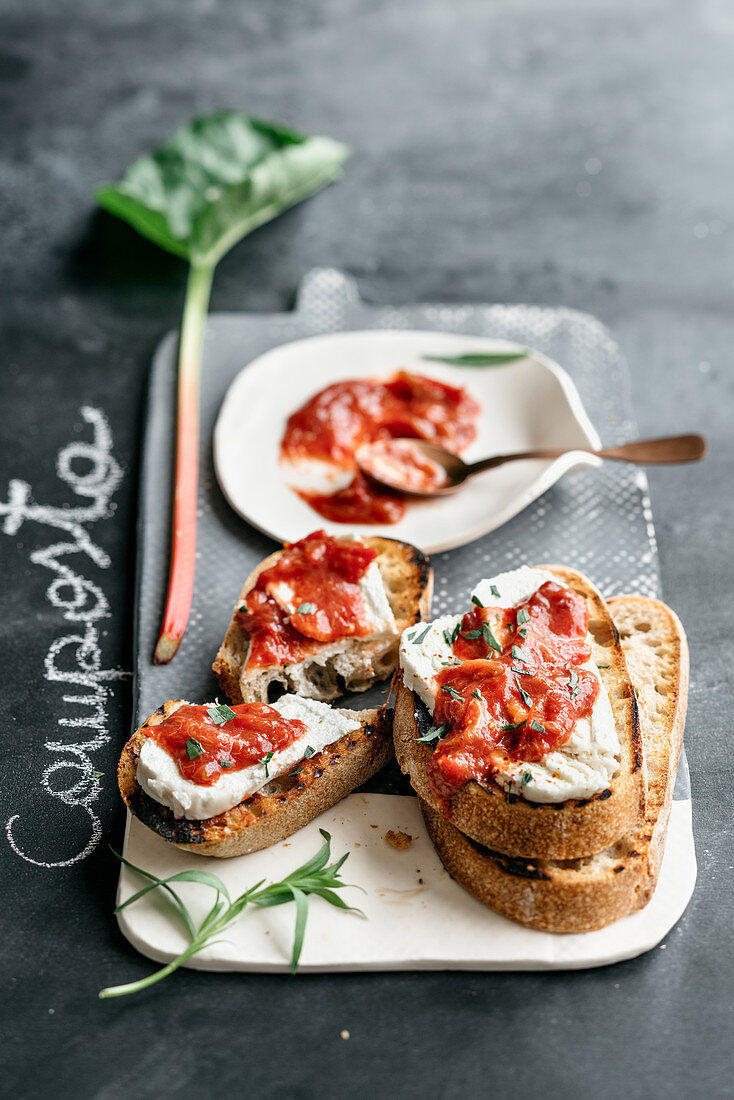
[{"xmin": 95, "ymin": 111, "xmax": 349, "ymax": 266}]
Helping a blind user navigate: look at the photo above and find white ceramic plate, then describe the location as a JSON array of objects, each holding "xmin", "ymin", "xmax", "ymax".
[{"xmin": 213, "ymin": 330, "xmax": 601, "ymax": 553}]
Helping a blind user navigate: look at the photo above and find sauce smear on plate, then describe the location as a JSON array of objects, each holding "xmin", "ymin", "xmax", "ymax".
[{"xmin": 281, "ymin": 371, "xmax": 479, "ymax": 523}]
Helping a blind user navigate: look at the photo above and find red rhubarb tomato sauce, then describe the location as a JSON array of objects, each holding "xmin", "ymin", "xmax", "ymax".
[
  {"xmin": 237, "ymin": 530, "xmax": 379, "ymax": 668},
  {"xmin": 280, "ymin": 371, "xmax": 480, "ymax": 524},
  {"xmin": 150, "ymin": 703, "xmax": 307, "ymax": 786},
  {"xmin": 428, "ymin": 581, "xmax": 600, "ymax": 807}
]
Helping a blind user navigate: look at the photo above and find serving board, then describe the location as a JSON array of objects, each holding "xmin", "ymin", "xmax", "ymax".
[{"xmin": 121, "ymin": 268, "xmax": 695, "ymax": 971}]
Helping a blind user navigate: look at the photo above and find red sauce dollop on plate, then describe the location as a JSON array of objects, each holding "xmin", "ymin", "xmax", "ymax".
[
  {"xmin": 428, "ymin": 581, "xmax": 600, "ymax": 807},
  {"xmin": 150, "ymin": 703, "xmax": 308, "ymax": 786},
  {"xmin": 281, "ymin": 371, "xmax": 480, "ymax": 523},
  {"xmin": 237, "ymin": 530, "xmax": 380, "ymax": 668}
]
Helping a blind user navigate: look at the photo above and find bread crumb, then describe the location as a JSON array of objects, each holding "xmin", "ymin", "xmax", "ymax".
[
  {"xmin": 340, "ymin": 1029, "xmax": 350, "ymax": 1040},
  {"xmin": 385, "ymin": 830, "xmax": 415, "ymax": 849},
  {"xmin": 370, "ymin": 824, "xmax": 378, "ymax": 829}
]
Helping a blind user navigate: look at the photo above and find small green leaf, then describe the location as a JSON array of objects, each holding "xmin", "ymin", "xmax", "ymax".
[
  {"xmin": 185, "ymin": 737, "xmax": 204, "ymax": 760},
  {"xmin": 471, "ymin": 688, "xmax": 483, "ymax": 701},
  {"xmin": 516, "ymin": 678, "xmax": 532, "ymax": 708},
  {"xmin": 464, "ymin": 628, "xmax": 483, "ymax": 639},
  {"xmin": 489, "ymin": 584, "xmax": 501, "ymax": 599},
  {"xmin": 296, "ymin": 602, "xmax": 316, "ymax": 615},
  {"xmin": 471, "ymin": 595, "xmax": 484, "ymax": 608},
  {"xmin": 422, "ymin": 351, "xmax": 528, "ymax": 367},
  {"xmin": 410, "ymin": 624, "xmax": 432, "ymax": 645},
  {"xmin": 482, "ymin": 622, "xmax": 502, "ymax": 653},
  {"xmin": 207, "ymin": 702, "xmax": 237, "ymax": 725},
  {"xmin": 441, "ymin": 685, "xmax": 463, "ymax": 701},
  {"xmin": 511, "ymin": 645, "xmax": 527, "ymax": 663},
  {"xmin": 219, "ymin": 759, "xmax": 233, "ymax": 769},
  {"xmin": 517, "ymin": 608, "xmax": 530, "ymax": 625},
  {"xmin": 415, "ymin": 723, "xmax": 447, "ymax": 744},
  {"xmin": 260, "ymin": 750, "xmax": 275, "ymax": 778},
  {"xmin": 529, "ymin": 719, "xmax": 547, "ymax": 733},
  {"xmin": 501, "ymin": 720, "xmax": 526, "ymax": 731},
  {"xmin": 450, "ymin": 622, "xmax": 462, "ymax": 643},
  {"xmin": 443, "ymin": 629, "xmax": 453, "ymax": 647},
  {"xmin": 522, "ymin": 771, "xmax": 532, "ymax": 786}
]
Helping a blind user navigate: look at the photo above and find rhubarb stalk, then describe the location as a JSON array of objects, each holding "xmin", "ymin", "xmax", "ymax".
[{"xmin": 153, "ymin": 262, "xmax": 213, "ymax": 663}]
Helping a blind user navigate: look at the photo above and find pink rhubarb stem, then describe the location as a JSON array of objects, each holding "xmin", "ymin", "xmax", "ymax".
[{"xmin": 154, "ymin": 261, "xmax": 214, "ymax": 664}]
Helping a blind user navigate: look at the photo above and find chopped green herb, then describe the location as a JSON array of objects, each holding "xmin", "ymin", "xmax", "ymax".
[
  {"xmin": 288, "ymin": 764, "xmax": 304, "ymax": 777},
  {"xmin": 515, "ymin": 678, "xmax": 532, "ymax": 708},
  {"xmin": 207, "ymin": 702, "xmax": 238, "ymax": 725},
  {"xmin": 522, "ymin": 771, "xmax": 532, "ymax": 786},
  {"xmin": 92, "ymin": 771, "xmax": 104, "ymax": 779},
  {"xmin": 464, "ymin": 628, "xmax": 483, "ymax": 639},
  {"xmin": 451, "ymin": 622, "xmax": 462, "ymax": 643},
  {"xmin": 443, "ymin": 629, "xmax": 453, "ymax": 647},
  {"xmin": 517, "ymin": 608, "xmax": 530, "ymax": 626},
  {"xmin": 489, "ymin": 584, "xmax": 501, "ymax": 599},
  {"xmin": 597, "ymin": 664, "xmax": 611, "ymax": 669},
  {"xmin": 219, "ymin": 759, "xmax": 233, "ymax": 769},
  {"xmin": 260, "ymin": 751, "xmax": 275, "ymax": 778},
  {"xmin": 471, "ymin": 594, "xmax": 484, "ymax": 608},
  {"xmin": 569, "ymin": 669, "xmax": 579, "ymax": 699},
  {"xmin": 506, "ymin": 780, "xmax": 514, "ymax": 804},
  {"xmin": 411, "ymin": 624, "xmax": 432, "ymax": 644},
  {"xmin": 471, "ymin": 688, "xmax": 483, "ymax": 701},
  {"xmin": 296, "ymin": 602, "xmax": 316, "ymax": 615},
  {"xmin": 440, "ymin": 658, "xmax": 461, "ymax": 667},
  {"xmin": 512, "ymin": 666, "xmax": 532, "ymax": 675},
  {"xmin": 303, "ymin": 746, "xmax": 316, "ymax": 758},
  {"xmin": 441, "ymin": 685, "xmax": 463, "ymax": 701},
  {"xmin": 511, "ymin": 645, "xmax": 527, "ymax": 663},
  {"xmin": 482, "ymin": 622, "xmax": 502, "ymax": 652},
  {"xmin": 518, "ymin": 627, "xmax": 528, "ymax": 640},
  {"xmin": 185, "ymin": 737, "xmax": 203, "ymax": 760},
  {"xmin": 529, "ymin": 720, "xmax": 546, "ymax": 733},
  {"xmin": 415, "ymin": 723, "xmax": 448, "ymax": 744},
  {"xmin": 501, "ymin": 720, "xmax": 526, "ymax": 731},
  {"xmin": 239, "ymin": 605, "xmax": 247, "ymax": 612}
]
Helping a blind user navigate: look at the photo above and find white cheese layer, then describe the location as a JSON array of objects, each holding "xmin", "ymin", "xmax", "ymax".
[
  {"xmin": 265, "ymin": 560, "xmax": 396, "ymax": 640},
  {"xmin": 137, "ymin": 695, "xmax": 361, "ymax": 820},
  {"xmin": 398, "ymin": 566, "xmax": 620, "ymax": 803}
]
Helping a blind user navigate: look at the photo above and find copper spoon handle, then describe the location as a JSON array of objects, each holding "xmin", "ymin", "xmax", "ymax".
[{"xmin": 465, "ymin": 434, "xmax": 708, "ymax": 475}]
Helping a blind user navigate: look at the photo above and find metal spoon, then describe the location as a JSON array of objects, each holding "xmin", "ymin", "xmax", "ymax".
[{"xmin": 356, "ymin": 434, "xmax": 708, "ymax": 498}]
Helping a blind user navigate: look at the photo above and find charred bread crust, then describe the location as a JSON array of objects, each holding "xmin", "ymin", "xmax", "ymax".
[
  {"xmin": 393, "ymin": 565, "xmax": 646, "ymax": 860},
  {"xmin": 118, "ymin": 702, "xmax": 393, "ymax": 858},
  {"xmin": 212, "ymin": 535, "xmax": 433, "ymax": 705},
  {"xmin": 418, "ymin": 595, "xmax": 688, "ymax": 933}
]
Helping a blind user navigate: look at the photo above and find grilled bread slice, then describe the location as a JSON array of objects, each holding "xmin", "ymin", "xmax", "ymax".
[
  {"xmin": 421, "ymin": 595, "xmax": 688, "ymax": 932},
  {"xmin": 118, "ymin": 701, "xmax": 393, "ymax": 858},
  {"xmin": 213, "ymin": 536, "xmax": 432, "ymax": 705},
  {"xmin": 394, "ymin": 566, "xmax": 645, "ymax": 860}
]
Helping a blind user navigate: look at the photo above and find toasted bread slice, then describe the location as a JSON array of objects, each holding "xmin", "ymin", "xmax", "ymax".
[
  {"xmin": 394, "ymin": 566, "xmax": 645, "ymax": 860},
  {"xmin": 213, "ymin": 536, "xmax": 432, "ymax": 704},
  {"xmin": 420, "ymin": 595, "xmax": 688, "ymax": 932},
  {"xmin": 118, "ymin": 701, "xmax": 393, "ymax": 858}
]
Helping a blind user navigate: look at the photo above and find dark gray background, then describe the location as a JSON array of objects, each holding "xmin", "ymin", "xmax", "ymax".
[{"xmin": 1, "ymin": 1, "xmax": 731, "ymax": 1096}]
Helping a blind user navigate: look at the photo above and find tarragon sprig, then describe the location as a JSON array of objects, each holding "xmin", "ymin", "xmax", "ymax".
[{"xmin": 99, "ymin": 830, "xmax": 363, "ymax": 997}]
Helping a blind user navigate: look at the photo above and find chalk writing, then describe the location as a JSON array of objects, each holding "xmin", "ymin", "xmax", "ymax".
[{"xmin": 1, "ymin": 406, "xmax": 127, "ymax": 867}]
